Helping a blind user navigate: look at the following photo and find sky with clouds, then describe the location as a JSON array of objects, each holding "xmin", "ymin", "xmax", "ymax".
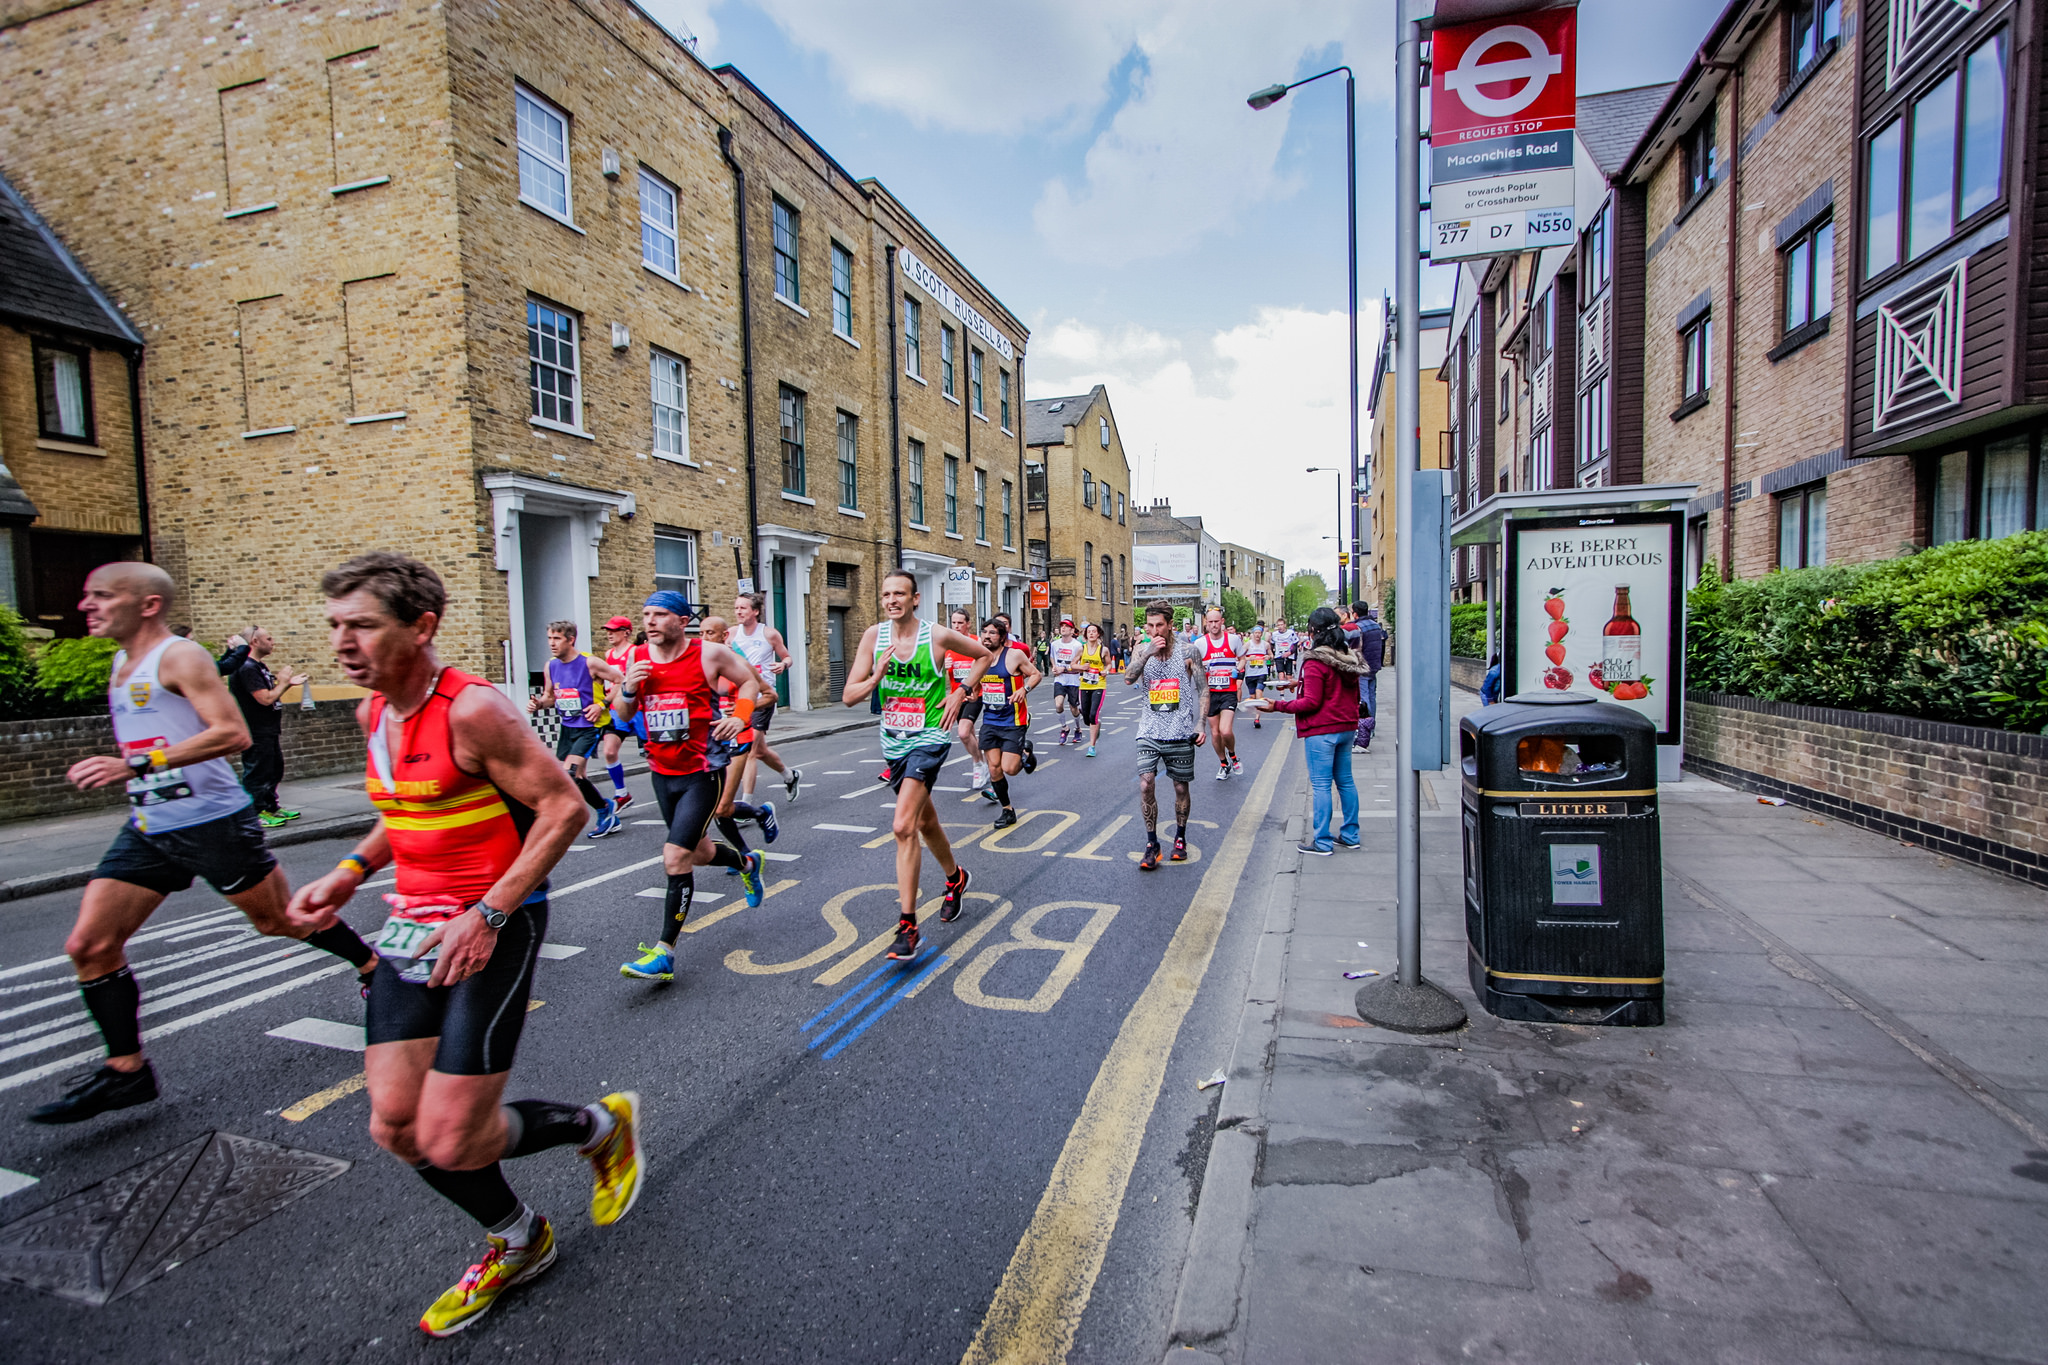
[{"xmin": 646, "ymin": 0, "xmax": 1723, "ymax": 589}]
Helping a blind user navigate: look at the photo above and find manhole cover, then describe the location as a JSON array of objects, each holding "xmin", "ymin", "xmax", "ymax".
[{"xmin": 0, "ymin": 1131, "xmax": 349, "ymax": 1306}]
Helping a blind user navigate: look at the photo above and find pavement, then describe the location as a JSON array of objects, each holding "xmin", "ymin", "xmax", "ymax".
[
  {"xmin": 0, "ymin": 703, "xmax": 876, "ymax": 902},
  {"xmin": 1163, "ymin": 680, "xmax": 2048, "ymax": 1364}
]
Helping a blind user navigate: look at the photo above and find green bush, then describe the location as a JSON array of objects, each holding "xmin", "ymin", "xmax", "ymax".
[
  {"xmin": 37, "ymin": 635, "xmax": 121, "ymax": 705},
  {"xmin": 0, "ymin": 607, "xmax": 38, "ymax": 714},
  {"xmin": 1220, "ymin": 588, "xmax": 1255, "ymax": 633},
  {"xmin": 1685, "ymin": 534, "xmax": 2048, "ymax": 732},
  {"xmin": 1450, "ymin": 602, "xmax": 1492, "ymax": 659}
]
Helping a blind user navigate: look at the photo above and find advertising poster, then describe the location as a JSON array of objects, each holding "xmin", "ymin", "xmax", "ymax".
[
  {"xmin": 1503, "ymin": 513, "xmax": 1684, "ymax": 743},
  {"xmin": 1429, "ymin": 8, "xmax": 1577, "ymax": 262},
  {"xmin": 1134, "ymin": 543, "xmax": 1198, "ymax": 588}
]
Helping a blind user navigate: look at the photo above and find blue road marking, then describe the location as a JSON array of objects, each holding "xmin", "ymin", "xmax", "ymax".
[
  {"xmin": 802, "ymin": 963, "xmax": 894, "ymax": 1033},
  {"xmin": 807, "ymin": 971, "xmax": 906, "ymax": 1052},
  {"xmin": 823, "ymin": 955, "xmax": 951, "ymax": 1060}
]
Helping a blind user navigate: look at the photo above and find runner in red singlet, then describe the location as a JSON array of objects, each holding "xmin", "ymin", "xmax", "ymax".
[
  {"xmin": 945, "ymin": 606, "xmax": 989, "ymax": 792},
  {"xmin": 286, "ymin": 554, "xmax": 642, "ymax": 1337},
  {"xmin": 596, "ymin": 614, "xmax": 637, "ymax": 812}
]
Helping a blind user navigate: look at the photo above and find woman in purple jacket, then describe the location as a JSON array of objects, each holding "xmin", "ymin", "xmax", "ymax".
[{"xmin": 1257, "ymin": 606, "xmax": 1363, "ymax": 855}]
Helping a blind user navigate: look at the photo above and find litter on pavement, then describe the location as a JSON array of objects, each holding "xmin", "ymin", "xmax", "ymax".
[{"xmin": 1196, "ymin": 1071, "xmax": 1227, "ymax": 1091}]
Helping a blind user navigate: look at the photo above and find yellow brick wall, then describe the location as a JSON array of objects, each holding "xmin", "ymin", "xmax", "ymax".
[{"xmin": 0, "ymin": 326, "xmax": 142, "ymax": 539}]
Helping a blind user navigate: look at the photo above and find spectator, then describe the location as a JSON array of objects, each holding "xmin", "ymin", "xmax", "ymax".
[
  {"xmin": 228, "ymin": 627, "xmax": 307, "ymax": 828},
  {"xmin": 1352, "ymin": 602, "xmax": 1386, "ymax": 719},
  {"xmin": 215, "ymin": 632, "xmax": 251, "ymax": 677},
  {"xmin": 1480, "ymin": 652, "xmax": 1503, "ymax": 705},
  {"xmin": 1258, "ymin": 606, "xmax": 1362, "ymax": 855}
]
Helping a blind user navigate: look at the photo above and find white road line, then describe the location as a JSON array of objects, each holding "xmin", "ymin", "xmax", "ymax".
[
  {"xmin": 822, "ymin": 770, "xmax": 855, "ymax": 776},
  {"xmin": 758, "ymin": 851, "xmax": 800, "ymax": 862},
  {"xmin": 0, "ymin": 962, "xmax": 350, "ymax": 1097},
  {"xmin": 563, "ymin": 844, "xmax": 596, "ymax": 852},
  {"xmin": 551, "ymin": 856, "xmax": 666, "ymax": 897},
  {"xmin": 840, "ymin": 747, "xmax": 866, "ymax": 756},
  {"xmin": 634, "ymin": 888, "xmax": 725, "ymax": 902},
  {"xmin": 0, "ymin": 907, "xmax": 245, "ymax": 983},
  {"xmin": 0, "ymin": 947, "xmax": 325, "ymax": 1063},
  {"xmin": 933, "ymin": 785, "xmax": 969, "ymax": 791},
  {"xmin": 633, "ymin": 819, "xmax": 667, "ymax": 826},
  {"xmin": 266, "ymin": 1017, "xmax": 366, "ymax": 1051},
  {"xmin": 839, "ymin": 788, "xmax": 875, "ymax": 800},
  {"xmin": 0, "ymin": 1168, "xmax": 39, "ymax": 1199},
  {"xmin": 812, "ymin": 824, "xmax": 876, "ymax": 834},
  {"xmin": 537, "ymin": 943, "xmax": 585, "ymax": 960},
  {"xmin": 0, "ymin": 934, "xmax": 269, "ymax": 1020}
]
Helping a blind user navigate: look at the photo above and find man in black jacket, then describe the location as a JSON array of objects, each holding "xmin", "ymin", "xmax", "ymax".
[
  {"xmin": 1351, "ymin": 602, "xmax": 1385, "ymax": 719},
  {"xmin": 227, "ymin": 627, "xmax": 307, "ymax": 827}
]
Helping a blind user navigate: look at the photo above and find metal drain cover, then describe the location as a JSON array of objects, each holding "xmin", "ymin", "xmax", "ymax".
[{"xmin": 0, "ymin": 1131, "xmax": 350, "ymax": 1306}]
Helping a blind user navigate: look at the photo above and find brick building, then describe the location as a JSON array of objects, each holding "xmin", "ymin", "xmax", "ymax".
[
  {"xmin": 1131, "ymin": 498, "xmax": 1218, "ymax": 610},
  {"xmin": 0, "ymin": 0, "xmax": 1027, "ymax": 707},
  {"xmin": 0, "ymin": 170, "xmax": 146, "ymax": 634},
  {"xmin": 1216, "ymin": 540, "xmax": 1287, "ymax": 623},
  {"xmin": 1024, "ymin": 384, "xmax": 1130, "ymax": 633},
  {"xmin": 1365, "ymin": 304, "xmax": 1450, "ymax": 602}
]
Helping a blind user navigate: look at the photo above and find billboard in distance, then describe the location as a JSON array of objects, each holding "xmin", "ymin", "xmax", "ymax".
[
  {"xmin": 1429, "ymin": 8, "xmax": 1576, "ymax": 262},
  {"xmin": 1134, "ymin": 543, "xmax": 1199, "ymax": 587}
]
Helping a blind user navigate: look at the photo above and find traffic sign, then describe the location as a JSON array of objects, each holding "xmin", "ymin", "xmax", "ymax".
[
  {"xmin": 943, "ymin": 565, "xmax": 974, "ymax": 605},
  {"xmin": 1429, "ymin": 8, "xmax": 1576, "ymax": 262}
]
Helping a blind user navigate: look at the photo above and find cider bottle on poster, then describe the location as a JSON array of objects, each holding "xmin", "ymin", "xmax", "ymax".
[{"xmin": 1601, "ymin": 585, "xmax": 1641, "ymax": 686}]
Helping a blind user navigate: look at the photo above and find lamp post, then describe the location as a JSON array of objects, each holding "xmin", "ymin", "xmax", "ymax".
[
  {"xmin": 1306, "ymin": 466, "xmax": 1347, "ymax": 600},
  {"xmin": 1250, "ymin": 68, "xmax": 1359, "ymax": 622}
]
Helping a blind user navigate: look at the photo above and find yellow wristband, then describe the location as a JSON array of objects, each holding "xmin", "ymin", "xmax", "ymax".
[
  {"xmin": 337, "ymin": 855, "xmax": 373, "ymax": 879},
  {"xmin": 149, "ymin": 748, "xmax": 169, "ymax": 771}
]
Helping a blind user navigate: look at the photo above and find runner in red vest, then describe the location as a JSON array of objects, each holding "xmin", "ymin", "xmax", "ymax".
[{"xmin": 286, "ymin": 553, "xmax": 642, "ymax": 1337}]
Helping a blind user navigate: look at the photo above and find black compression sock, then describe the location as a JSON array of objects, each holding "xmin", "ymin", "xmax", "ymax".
[
  {"xmin": 716, "ymin": 816, "xmax": 750, "ymax": 853},
  {"xmin": 661, "ymin": 872, "xmax": 693, "ymax": 946},
  {"xmin": 1177, "ymin": 823, "xmax": 1188, "ymax": 843},
  {"xmin": 79, "ymin": 968, "xmax": 142, "ymax": 1058},
  {"xmin": 306, "ymin": 923, "xmax": 375, "ymax": 971},
  {"xmin": 990, "ymin": 776, "xmax": 1010, "ymax": 806},
  {"xmin": 501, "ymin": 1098, "xmax": 596, "ymax": 1158},
  {"xmin": 575, "ymin": 774, "xmax": 608, "ymax": 813},
  {"xmin": 706, "ymin": 842, "xmax": 745, "ymax": 871},
  {"xmin": 413, "ymin": 1160, "xmax": 520, "ymax": 1230},
  {"xmin": 729, "ymin": 800, "xmax": 762, "ymax": 823}
]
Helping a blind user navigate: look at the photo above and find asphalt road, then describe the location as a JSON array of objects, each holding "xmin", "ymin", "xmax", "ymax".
[{"xmin": 0, "ymin": 685, "xmax": 1301, "ymax": 1363}]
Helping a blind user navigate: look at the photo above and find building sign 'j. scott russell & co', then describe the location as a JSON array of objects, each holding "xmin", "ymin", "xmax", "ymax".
[{"xmin": 1429, "ymin": 7, "xmax": 1577, "ymax": 262}]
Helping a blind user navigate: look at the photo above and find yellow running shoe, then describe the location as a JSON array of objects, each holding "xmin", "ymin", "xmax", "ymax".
[
  {"xmin": 418, "ymin": 1217, "xmax": 556, "ymax": 1338},
  {"xmin": 586, "ymin": 1091, "xmax": 643, "ymax": 1227}
]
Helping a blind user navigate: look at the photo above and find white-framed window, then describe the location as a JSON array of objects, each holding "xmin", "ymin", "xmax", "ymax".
[
  {"xmin": 831, "ymin": 243, "xmax": 854, "ymax": 337},
  {"xmin": 974, "ymin": 467, "xmax": 987, "ymax": 540},
  {"xmin": 1082, "ymin": 469, "xmax": 1095, "ymax": 508},
  {"xmin": 651, "ymin": 350, "xmax": 688, "ymax": 463},
  {"xmin": 999, "ymin": 369, "xmax": 1012, "ymax": 430},
  {"xmin": 1577, "ymin": 375, "xmax": 1611, "ymax": 468},
  {"xmin": 1864, "ymin": 29, "xmax": 2007, "ymax": 278},
  {"xmin": 528, "ymin": 298, "xmax": 579, "ymax": 429},
  {"xmin": 1681, "ymin": 314, "xmax": 1713, "ymax": 400},
  {"xmin": 904, "ymin": 296, "xmax": 922, "ymax": 377},
  {"xmin": 1084, "ymin": 541, "xmax": 1094, "ymax": 598},
  {"xmin": 34, "ymin": 342, "xmax": 93, "ymax": 441},
  {"xmin": 1777, "ymin": 483, "xmax": 1827, "ymax": 568},
  {"xmin": 1782, "ymin": 217, "xmax": 1835, "ymax": 334},
  {"xmin": 1117, "ymin": 491, "xmax": 1126, "ymax": 524},
  {"xmin": 941, "ymin": 326, "xmax": 956, "ymax": 397},
  {"xmin": 779, "ymin": 384, "xmax": 806, "ymax": 495},
  {"xmin": 908, "ymin": 439, "xmax": 926, "ymax": 524},
  {"xmin": 1100, "ymin": 481, "xmax": 1112, "ymax": 518},
  {"xmin": 515, "ymin": 86, "xmax": 571, "ymax": 221},
  {"xmin": 772, "ymin": 197, "xmax": 800, "ymax": 305},
  {"xmin": 1098, "ymin": 415, "xmax": 1110, "ymax": 448},
  {"xmin": 970, "ymin": 347, "xmax": 984, "ymax": 415},
  {"xmin": 654, "ymin": 527, "xmax": 698, "ymax": 603},
  {"xmin": 944, "ymin": 454, "xmax": 959, "ymax": 533},
  {"xmin": 639, "ymin": 169, "xmax": 678, "ymax": 279},
  {"xmin": 837, "ymin": 409, "xmax": 858, "ymax": 510}
]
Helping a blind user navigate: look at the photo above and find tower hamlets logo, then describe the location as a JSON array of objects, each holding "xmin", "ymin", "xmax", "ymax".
[{"xmin": 1442, "ymin": 24, "xmax": 1564, "ymax": 118}]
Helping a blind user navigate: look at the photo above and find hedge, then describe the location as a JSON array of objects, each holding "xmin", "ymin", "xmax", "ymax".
[
  {"xmin": 0, "ymin": 606, "xmax": 159, "ymax": 721},
  {"xmin": 1684, "ymin": 533, "xmax": 2048, "ymax": 732}
]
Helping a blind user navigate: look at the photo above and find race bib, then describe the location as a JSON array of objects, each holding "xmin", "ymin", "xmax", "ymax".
[
  {"xmin": 1083, "ymin": 666, "xmax": 1105, "ymax": 686},
  {"xmin": 883, "ymin": 696, "xmax": 927, "ymax": 735},
  {"xmin": 1148, "ymin": 678, "xmax": 1182, "ymax": 712},
  {"xmin": 372, "ymin": 894, "xmax": 465, "ymax": 984},
  {"xmin": 554, "ymin": 686, "xmax": 583, "ymax": 715},
  {"xmin": 952, "ymin": 663, "xmax": 976, "ymax": 685},
  {"xmin": 1248, "ymin": 654, "xmax": 1267, "ymax": 669},
  {"xmin": 120, "ymin": 737, "xmax": 192, "ymax": 807},
  {"xmin": 1206, "ymin": 663, "xmax": 1236, "ymax": 690},
  {"xmin": 980, "ymin": 677, "xmax": 1008, "ymax": 705},
  {"xmin": 643, "ymin": 693, "xmax": 691, "ymax": 744}
]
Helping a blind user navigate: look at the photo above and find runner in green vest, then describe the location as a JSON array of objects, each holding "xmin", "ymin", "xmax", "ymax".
[{"xmin": 843, "ymin": 570, "xmax": 993, "ymax": 961}]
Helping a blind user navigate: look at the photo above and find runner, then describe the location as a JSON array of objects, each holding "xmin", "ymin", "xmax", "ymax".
[
  {"xmin": 596, "ymin": 614, "xmax": 638, "ymax": 812},
  {"xmin": 699, "ymin": 615, "xmax": 777, "ymax": 865},
  {"xmin": 1197, "ymin": 606, "xmax": 1246, "ymax": 779},
  {"xmin": 28, "ymin": 563, "xmax": 380, "ymax": 1125},
  {"xmin": 526, "ymin": 621, "xmax": 625, "ymax": 840},
  {"xmin": 1125, "ymin": 599, "xmax": 1207, "ymax": 870},
  {"xmin": 975, "ymin": 617, "xmax": 1041, "ymax": 829},
  {"xmin": 1271, "ymin": 619, "xmax": 1299, "ymax": 684},
  {"xmin": 610, "ymin": 592, "xmax": 767, "ymax": 982},
  {"xmin": 945, "ymin": 606, "xmax": 989, "ymax": 791},
  {"xmin": 1242, "ymin": 622, "xmax": 1270, "ymax": 730},
  {"xmin": 1048, "ymin": 616, "xmax": 1083, "ymax": 744},
  {"xmin": 283, "ymin": 553, "xmax": 640, "ymax": 1336},
  {"xmin": 729, "ymin": 593, "xmax": 802, "ymax": 805},
  {"xmin": 1076, "ymin": 622, "xmax": 1110, "ymax": 756},
  {"xmin": 841, "ymin": 571, "xmax": 990, "ymax": 961}
]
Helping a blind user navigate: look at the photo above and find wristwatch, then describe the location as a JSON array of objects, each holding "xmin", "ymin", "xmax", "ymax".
[{"xmin": 470, "ymin": 900, "xmax": 509, "ymax": 930}]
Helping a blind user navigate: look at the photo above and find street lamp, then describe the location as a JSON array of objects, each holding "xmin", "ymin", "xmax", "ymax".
[
  {"xmin": 1307, "ymin": 467, "xmax": 1348, "ymax": 600},
  {"xmin": 1251, "ymin": 68, "xmax": 1359, "ymax": 619}
]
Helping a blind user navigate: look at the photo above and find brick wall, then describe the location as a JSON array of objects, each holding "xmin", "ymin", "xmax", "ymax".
[
  {"xmin": 1683, "ymin": 692, "xmax": 2047, "ymax": 885},
  {"xmin": 0, "ymin": 703, "xmax": 366, "ymax": 821}
]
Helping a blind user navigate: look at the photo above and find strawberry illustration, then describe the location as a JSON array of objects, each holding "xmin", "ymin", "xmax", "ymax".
[
  {"xmin": 1543, "ymin": 591, "xmax": 1565, "ymax": 621},
  {"xmin": 1547, "ymin": 619, "xmax": 1569, "ymax": 643},
  {"xmin": 1544, "ymin": 642, "xmax": 1566, "ymax": 665}
]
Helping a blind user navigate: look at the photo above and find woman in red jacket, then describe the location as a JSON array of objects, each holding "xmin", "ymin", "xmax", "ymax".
[{"xmin": 1256, "ymin": 606, "xmax": 1363, "ymax": 855}]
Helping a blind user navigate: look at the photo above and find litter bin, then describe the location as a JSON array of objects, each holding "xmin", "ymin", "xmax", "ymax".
[{"xmin": 1460, "ymin": 691, "xmax": 1663, "ymax": 1026}]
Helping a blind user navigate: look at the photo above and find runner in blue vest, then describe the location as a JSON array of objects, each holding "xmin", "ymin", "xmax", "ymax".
[{"xmin": 527, "ymin": 621, "xmax": 624, "ymax": 839}]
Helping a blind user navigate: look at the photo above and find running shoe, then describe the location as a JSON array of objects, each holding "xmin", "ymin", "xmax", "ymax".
[
  {"xmin": 620, "ymin": 943, "xmax": 675, "ymax": 981},
  {"xmin": 757, "ymin": 801, "xmax": 779, "ymax": 843},
  {"xmin": 1337, "ymin": 838, "xmax": 1361, "ymax": 849},
  {"xmin": 991, "ymin": 808, "xmax": 1017, "ymax": 830},
  {"xmin": 275, "ymin": 807, "xmax": 302, "ymax": 821},
  {"xmin": 1215, "ymin": 763, "xmax": 1230, "ymax": 781},
  {"xmin": 1138, "ymin": 842, "xmax": 1162, "ymax": 872},
  {"xmin": 1084, "ymin": 745, "xmax": 1097, "ymax": 757},
  {"xmin": 981, "ymin": 786, "xmax": 1001, "ymax": 804},
  {"xmin": 1253, "ymin": 717, "xmax": 1262, "ymax": 729},
  {"xmin": 1171, "ymin": 835, "xmax": 1188, "ymax": 862},
  {"xmin": 784, "ymin": 767, "xmax": 802, "ymax": 802},
  {"xmin": 1296, "ymin": 842, "xmax": 1334, "ymax": 857},
  {"xmin": 587, "ymin": 807, "xmax": 621, "ymax": 839},
  {"xmin": 612, "ymin": 792, "xmax": 635, "ymax": 814},
  {"xmin": 1022, "ymin": 740, "xmax": 1037, "ymax": 774},
  {"xmin": 887, "ymin": 919, "xmax": 922, "ymax": 959},
  {"xmin": 1231, "ymin": 756, "xmax": 1245, "ymax": 776},
  {"xmin": 258, "ymin": 810, "xmax": 291, "ymax": 829},
  {"xmin": 939, "ymin": 865, "xmax": 971, "ymax": 922},
  {"xmin": 970, "ymin": 763, "xmax": 988, "ymax": 791},
  {"xmin": 738, "ymin": 851, "xmax": 765, "ymax": 907},
  {"xmin": 583, "ymin": 1091, "xmax": 643, "ymax": 1226},
  {"xmin": 418, "ymin": 1218, "xmax": 557, "ymax": 1338},
  {"xmin": 27, "ymin": 1061, "xmax": 158, "ymax": 1124}
]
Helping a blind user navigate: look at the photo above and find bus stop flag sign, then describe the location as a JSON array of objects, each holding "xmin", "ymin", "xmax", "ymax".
[{"xmin": 1430, "ymin": 8, "xmax": 1576, "ymax": 262}]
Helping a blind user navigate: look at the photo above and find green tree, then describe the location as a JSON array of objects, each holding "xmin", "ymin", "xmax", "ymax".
[
  {"xmin": 1379, "ymin": 579, "xmax": 1397, "ymax": 631},
  {"xmin": 1220, "ymin": 588, "xmax": 1255, "ymax": 633},
  {"xmin": 1283, "ymin": 571, "xmax": 1327, "ymax": 623}
]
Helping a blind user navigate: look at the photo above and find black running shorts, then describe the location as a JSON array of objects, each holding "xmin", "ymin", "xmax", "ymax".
[
  {"xmin": 1078, "ymin": 689, "xmax": 1105, "ymax": 725},
  {"xmin": 956, "ymin": 695, "xmax": 983, "ymax": 724},
  {"xmin": 365, "ymin": 901, "xmax": 547, "ymax": 1076},
  {"xmin": 882, "ymin": 744, "xmax": 949, "ymax": 793},
  {"xmin": 652, "ymin": 769, "xmax": 722, "ymax": 849},
  {"xmin": 554, "ymin": 725, "xmax": 601, "ymax": 761},
  {"xmin": 978, "ymin": 723, "xmax": 1027, "ymax": 756},
  {"xmin": 1207, "ymin": 689, "xmax": 1240, "ymax": 718},
  {"xmin": 93, "ymin": 806, "xmax": 277, "ymax": 898},
  {"xmin": 752, "ymin": 698, "xmax": 775, "ymax": 735}
]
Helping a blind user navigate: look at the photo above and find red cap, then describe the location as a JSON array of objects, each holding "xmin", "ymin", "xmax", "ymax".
[{"xmin": 604, "ymin": 615, "xmax": 634, "ymax": 630}]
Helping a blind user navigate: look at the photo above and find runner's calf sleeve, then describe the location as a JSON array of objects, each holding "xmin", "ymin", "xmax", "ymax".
[
  {"xmin": 306, "ymin": 923, "xmax": 375, "ymax": 970},
  {"xmin": 607, "ymin": 763, "xmax": 626, "ymax": 792},
  {"xmin": 661, "ymin": 872, "xmax": 693, "ymax": 946},
  {"xmin": 575, "ymin": 773, "xmax": 608, "ymax": 813},
  {"xmin": 79, "ymin": 967, "xmax": 141, "ymax": 1057},
  {"xmin": 413, "ymin": 1159, "xmax": 520, "ymax": 1230},
  {"xmin": 501, "ymin": 1098, "xmax": 596, "ymax": 1157},
  {"xmin": 991, "ymin": 776, "xmax": 1011, "ymax": 807},
  {"xmin": 716, "ymin": 816, "xmax": 750, "ymax": 853},
  {"xmin": 728, "ymin": 800, "xmax": 762, "ymax": 823},
  {"xmin": 705, "ymin": 842, "xmax": 745, "ymax": 871}
]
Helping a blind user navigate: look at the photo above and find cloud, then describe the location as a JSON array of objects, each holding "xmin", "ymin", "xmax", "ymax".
[
  {"xmin": 1032, "ymin": 304, "xmax": 1380, "ymax": 583},
  {"xmin": 636, "ymin": 0, "xmax": 721, "ymax": 54}
]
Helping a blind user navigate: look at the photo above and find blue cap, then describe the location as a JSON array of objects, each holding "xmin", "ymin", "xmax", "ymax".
[{"xmin": 643, "ymin": 590, "xmax": 695, "ymax": 617}]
